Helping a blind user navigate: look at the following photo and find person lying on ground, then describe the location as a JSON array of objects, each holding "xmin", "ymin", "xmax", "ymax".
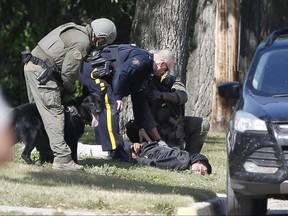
[{"xmin": 128, "ymin": 141, "xmax": 212, "ymax": 175}]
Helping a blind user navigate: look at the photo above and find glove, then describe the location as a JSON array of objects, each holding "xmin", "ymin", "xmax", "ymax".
[
  {"xmin": 147, "ymin": 90, "xmax": 163, "ymax": 101},
  {"xmin": 161, "ymin": 75, "xmax": 176, "ymax": 89},
  {"xmin": 158, "ymin": 140, "xmax": 168, "ymax": 147},
  {"xmin": 116, "ymin": 100, "xmax": 123, "ymax": 112}
]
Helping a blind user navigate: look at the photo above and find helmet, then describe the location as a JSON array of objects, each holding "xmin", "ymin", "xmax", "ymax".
[{"xmin": 91, "ymin": 18, "xmax": 117, "ymax": 44}]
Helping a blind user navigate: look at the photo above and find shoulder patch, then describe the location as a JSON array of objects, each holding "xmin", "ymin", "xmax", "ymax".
[
  {"xmin": 132, "ymin": 57, "xmax": 140, "ymax": 66},
  {"xmin": 73, "ymin": 49, "xmax": 82, "ymax": 60}
]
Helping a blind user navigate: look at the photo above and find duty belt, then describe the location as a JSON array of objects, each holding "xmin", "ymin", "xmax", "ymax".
[
  {"xmin": 21, "ymin": 50, "xmax": 49, "ymax": 69},
  {"xmin": 29, "ymin": 56, "xmax": 48, "ymax": 69},
  {"xmin": 21, "ymin": 50, "xmax": 58, "ymax": 85}
]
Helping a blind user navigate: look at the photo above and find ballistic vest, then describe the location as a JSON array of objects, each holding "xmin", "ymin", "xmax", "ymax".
[{"xmin": 38, "ymin": 22, "xmax": 89, "ymax": 68}]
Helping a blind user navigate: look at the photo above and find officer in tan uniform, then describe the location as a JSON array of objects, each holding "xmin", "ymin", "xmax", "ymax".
[{"xmin": 22, "ymin": 18, "xmax": 117, "ymax": 171}]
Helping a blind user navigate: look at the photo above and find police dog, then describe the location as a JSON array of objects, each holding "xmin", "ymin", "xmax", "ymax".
[{"xmin": 12, "ymin": 92, "xmax": 104, "ymax": 164}]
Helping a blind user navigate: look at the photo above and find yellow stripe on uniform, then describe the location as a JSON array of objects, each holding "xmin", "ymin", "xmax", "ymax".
[{"xmin": 105, "ymin": 93, "xmax": 117, "ymax": 150}]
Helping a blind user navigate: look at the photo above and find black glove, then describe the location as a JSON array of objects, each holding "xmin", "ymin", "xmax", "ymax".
[
  {"xmin": 161, "ymin": 74, "xmax": 176, "ymax": 89},
  {"xmin": 147, "ymin": 90, "xmax": 163, "ymax": 101}
]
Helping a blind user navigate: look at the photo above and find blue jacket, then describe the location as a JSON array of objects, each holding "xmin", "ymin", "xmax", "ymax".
[{"xmin": 80, "ymin": 44, "xmax": 154, "ymax": 100}]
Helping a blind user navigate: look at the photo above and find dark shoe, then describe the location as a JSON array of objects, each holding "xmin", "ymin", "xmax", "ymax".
[
  {"xmin": 52, "ymin": 160, "xmax": 84, "ymax": 171},
  {"xmin": 108, "ymin": 146, "xmax": 129, "ymax": 162}
]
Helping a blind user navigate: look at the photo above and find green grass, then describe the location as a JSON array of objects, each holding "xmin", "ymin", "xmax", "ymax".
[{"xmin": 0, "ymin": 130, "xmax": 226, "ymax": 215}]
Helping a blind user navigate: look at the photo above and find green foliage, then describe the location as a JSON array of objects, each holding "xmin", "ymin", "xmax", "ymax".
[{"xmin": 0, "ymin": 0, "xmax": 135, "ymax": 106}]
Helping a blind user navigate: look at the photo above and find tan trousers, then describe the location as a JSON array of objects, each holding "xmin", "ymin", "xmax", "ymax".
[{"xmin": 24, "ymin": 62, "xmax": 71, "ymax": 163}]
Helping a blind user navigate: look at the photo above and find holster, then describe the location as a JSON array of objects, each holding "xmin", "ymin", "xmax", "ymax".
[
  {"xmin": 36, "ymin": 60, "xmax": 57, "ymax": 85},
  {"xmin": 90, "ymin": 61, "xmax": 113, "ymax": 79},
  {"xmin": 159, "ymin": 116, "xmax": 185, "ymax": 140},
  {"xmin": 169, "ymin": 116, "xmax": 185, "ymax": 139},
  {"xmin": 21, "ymin": 49, "xmax": 58, "ymax": 85}
]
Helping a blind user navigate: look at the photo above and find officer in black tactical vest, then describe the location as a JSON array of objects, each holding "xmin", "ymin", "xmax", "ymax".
[
  {"xmin": 79, "ymin": 46, "xmax": 174, "ymax": 161},
  {"xmin": 22, "ymin": 18, "xmax": 117, "ymax": 171},
  {"xmin": 126, "ymin": 71, "xmax": 210, "ymax": 155}
]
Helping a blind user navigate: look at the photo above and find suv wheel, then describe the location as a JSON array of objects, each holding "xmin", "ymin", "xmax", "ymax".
[{"xmin": 227, "ymin": 168, "xmax": 267, "ymax": 216}]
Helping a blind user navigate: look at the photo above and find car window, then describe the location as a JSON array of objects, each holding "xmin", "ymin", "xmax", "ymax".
[
  {"xmin": 252, "ymin": 49, "xmax": 288, "ymax": 94},
  {"xmin": 252, "ymin": 49, "xmax": 288, "ymax": 95}
]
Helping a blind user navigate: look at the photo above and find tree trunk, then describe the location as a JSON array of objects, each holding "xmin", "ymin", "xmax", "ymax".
[
  {"xmin": 211, "ymin": 0, "xmax": 240, "ymax": 132},
  {"xmin": 185, "ymin": 0, "xmax": 217, "ymax": 123},
  {"xmin": 130, "ymin": 0, "xmax": 193, "ymax": 80},
  {"xmin": 119, "ymin": 0, "xmax": 194, "ymax": 135},
  {"xmin": 186, "ymin": 0, "xmax": 240, "ymax": 132}
]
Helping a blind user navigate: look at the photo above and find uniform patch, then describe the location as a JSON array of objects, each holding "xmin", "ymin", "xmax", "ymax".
[
  {"xmin": 73, "ymin": 49, "xmax": 82, "ymax": 60},
  {"xmin": 132, "ymin": 57, "xmax": 140, "ymax": 66}
]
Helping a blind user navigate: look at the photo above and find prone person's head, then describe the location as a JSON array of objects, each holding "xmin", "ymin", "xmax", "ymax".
[
  {"xmin": 190, "ymin": 154, "xmax": 212, "ymax": 176},
  {"xmin": 191, "ymin": 160, "xmax": 212, "ymax": 176}
]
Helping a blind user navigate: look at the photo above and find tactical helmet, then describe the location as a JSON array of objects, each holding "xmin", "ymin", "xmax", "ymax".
[{"xmin": 91, "ymin": 18, "xmax": 117, "ymax": 45}]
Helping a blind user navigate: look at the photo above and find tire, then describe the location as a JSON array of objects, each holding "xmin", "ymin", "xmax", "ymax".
[{"xmin": 226, "ymin": 167, "xmax": 267, "ymax": 216}]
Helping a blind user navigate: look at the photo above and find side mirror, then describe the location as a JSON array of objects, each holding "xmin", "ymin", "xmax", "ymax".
[{"xmin": 217, "ymin": 81, "xmax": 240, "ymax": 99}]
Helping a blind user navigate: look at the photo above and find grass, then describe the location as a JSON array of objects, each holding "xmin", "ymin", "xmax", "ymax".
[{"xmin": 0, "ymin": 129, "xmax": 226, "ymax": 215}]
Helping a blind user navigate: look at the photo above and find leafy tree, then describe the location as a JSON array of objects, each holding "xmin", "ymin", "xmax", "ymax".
[{"xmin": 0, "ymin": 0, "xmax": 135, "ymax": 106}]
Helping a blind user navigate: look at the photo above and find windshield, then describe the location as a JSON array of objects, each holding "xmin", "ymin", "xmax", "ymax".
[{"xmin": 252, "ymin": 49, "xmax": 288, "ymax": 96}]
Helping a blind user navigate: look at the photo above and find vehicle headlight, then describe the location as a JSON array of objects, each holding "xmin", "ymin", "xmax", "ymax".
[{"xmin": 234, "ymin": 110, "xmax": 267, "ymax": 132}]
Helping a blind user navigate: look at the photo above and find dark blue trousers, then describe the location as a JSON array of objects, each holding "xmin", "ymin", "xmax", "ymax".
[{"xmin": 79, "ymin": 63, "xmax": 124, "ymax": 151}]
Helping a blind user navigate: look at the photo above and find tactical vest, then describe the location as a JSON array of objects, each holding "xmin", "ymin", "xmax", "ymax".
[{"xmin": 38, "ymin": 22, "xmax": 89, "ymax": 68}]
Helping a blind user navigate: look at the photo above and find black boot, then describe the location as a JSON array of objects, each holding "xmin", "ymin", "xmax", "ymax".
[{"xmin": 108, "ymin": 145, "xmax": 129, "ymax": 162}]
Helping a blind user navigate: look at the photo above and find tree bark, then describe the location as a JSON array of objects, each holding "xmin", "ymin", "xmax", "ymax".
[
  {"xmin": 186, "ymin": 0, "xmax": 240, "ymax": 132},
  {"xmin": 185, "ymin": 0, "xmax": 217, "ymax": 124},
  {"xmin": 130, "ymin": 0, "xmax": 193, "ymax": 80},
  {"xmin": 211, "ymin": 0, "xmax": 240, "ymax": 132}
]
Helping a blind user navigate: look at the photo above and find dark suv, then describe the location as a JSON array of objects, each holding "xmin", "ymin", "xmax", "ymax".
[{"xmin": 218, "ymin": 28, "xmax": 288, "ymax": 216}]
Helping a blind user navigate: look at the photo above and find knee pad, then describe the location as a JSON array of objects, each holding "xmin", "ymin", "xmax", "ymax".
[{"xmin": 201, "ymin": 118, "xmax": 210, "ymax": 133}]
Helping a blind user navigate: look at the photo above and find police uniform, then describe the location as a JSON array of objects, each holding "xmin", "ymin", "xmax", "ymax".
[
  {"xmin": 128, "ymin": 73, "xmax": 210, "ymax": 154},
  {"xmin": 23, "ymin": 23, "xmax": 94, "ymax": 164},
  {"xmin": 79, "ymin": 61, "xmax": 124, "ymax": 153},
  {"xmin": 79, "ymin": 44, "xmax": 154, "ymax": 160}
]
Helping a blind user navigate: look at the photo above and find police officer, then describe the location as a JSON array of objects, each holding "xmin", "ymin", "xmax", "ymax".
[
  {"xmin": 126, "ymin": 72, "xmax": 210, "ymax": 154},
  {"xmin": 23, "ymin": 18, "xmax": 117, "ymax": 171},
  {"xmin": 79, "ymin": 45, "xmax": 174, "ymax": 161}
]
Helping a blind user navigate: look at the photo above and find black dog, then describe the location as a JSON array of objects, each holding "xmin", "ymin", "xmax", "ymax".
[{"xmin": 12, "ymin": 93, "xmax": 104, "ymax": 164}]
